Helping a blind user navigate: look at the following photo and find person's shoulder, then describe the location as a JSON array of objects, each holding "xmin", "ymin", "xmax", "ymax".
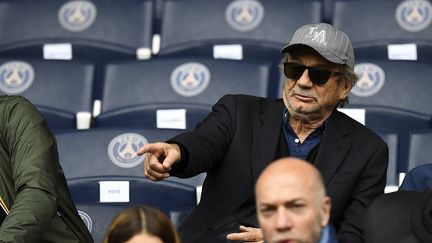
[
  {"xmin": 332, "ymin": 110, "xmax": 386, "ymax": 145},
  {"xmin": 0, "ymin": 95, "xmax": 33, "ymax": 108},
  {"xmin": 0, "ymin": 95, "xmax": 43, "ymax": 122}
]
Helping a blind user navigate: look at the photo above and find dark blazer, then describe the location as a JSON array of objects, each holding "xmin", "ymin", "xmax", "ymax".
[{"xmin": 169, "ymin": 95, "xmax": 388, "ymax": 243}]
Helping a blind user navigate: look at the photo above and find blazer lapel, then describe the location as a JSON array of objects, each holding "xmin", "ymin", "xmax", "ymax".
[
  {"xmin": 315, "ymin": 111, "xmax": 352, "ymax": 185},
  {"xmin": 251, "ymin": 101, "xmax": 285, "ymax": 183}
]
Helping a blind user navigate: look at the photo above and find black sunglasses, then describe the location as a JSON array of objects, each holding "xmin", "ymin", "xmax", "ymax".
[{"xmin": 283, "ymin": 62, "xmax": 343, "ymax": 86}]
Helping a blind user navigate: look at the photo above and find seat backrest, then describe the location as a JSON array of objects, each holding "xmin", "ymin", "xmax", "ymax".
[
  {"xmin": 96, "ymin": 58, "xmax": 271, "ymax": 129},
  {"xmin": 408, "ymin": 129, "xmax": 432, "ymax": 171},
  {"xmin": 345, "ymin": 105, "xmax": 432, "ymax": 172},
  {"xmin": 374, "ymin": 129, "xmax": 399, "ymax": 187},
  {"xmin": 158, "ymin": 0, "xmax": 322, "ymax": 62},
  {"xmin": 347, "ymin": 58, "xmax": 432, "ymax": 168},
  {"xmin": 349, "ymin": 59, "xmax": 432, "ymax": 116},
  {"xmin": 76, "ymin": 204, "xmax": 127, "ymax": 243},
  {"xmin": 0, "ymin": 0, "xmax": 154, "ymax": 60},
  {"xmin": 69, "ymin": 176, "xmax": 197, "ymax": 215},
  {"xmin": 55, "ymin": 128, "xmax": 181, "ymax": 179},
  {"xmin": 332, "ymin": 0, "xmax": 432, "ymax": 48},
  {"xmin": 0, "ymin": 58, "xmax": 94, "ymax": 130},
  {"xmin": 73, "ymin": 176, "xmax": 196, "ymax": 243}
]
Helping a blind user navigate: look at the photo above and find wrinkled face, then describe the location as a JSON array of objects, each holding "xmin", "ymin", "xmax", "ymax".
[
  {"xmin": 282, "ymin": 47, "xmax": 352, "ymax": 121},
  {"xmin": 125, "ymin": 232, "xmax": 163, "ymax": 243},
  {"xmin": 256, "ymin": 173, "xmax": 329, "ymax": 243}
]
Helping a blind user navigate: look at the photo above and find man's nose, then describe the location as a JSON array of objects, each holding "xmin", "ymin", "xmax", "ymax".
[
  {"xmin": 275, "ymin": 208, "xmax": 294, "ymax": 230},
  {"xmin": 296, "ymin": 69, "xmax": 314, "ymax": 87}
]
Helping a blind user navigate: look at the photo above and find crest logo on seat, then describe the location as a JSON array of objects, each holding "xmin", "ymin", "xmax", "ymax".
[
  {"xmin": 351, "ymin": 63, "xmax": 386, "ymax": 97},
  {"xmin": 78, "ymin": 210, "xmax": 93, "ymax": 233},
  {"xmin": 170, "ymin": 62, "xmax": 211, "ymax": 97},
  {"xmin": 0, "ymin": 61, "xmax": 34, "ymax": 94},
  {"xmin": 107, "ymin": 133, "xmax": 148, "ymax": 168},
  {"xmin": 396, "ymin": 0, "xmax": 432, "ymax": 32},
  {"xmin": 225, "ymin": 0, "xmax": 264, "ymax": 32},
  {"xmin": 58, "ymin": 0, "xmax": 97, "ymax": 32}
]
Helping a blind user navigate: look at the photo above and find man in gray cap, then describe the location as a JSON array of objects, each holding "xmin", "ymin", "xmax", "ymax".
[{"xmin": 138, "ymin": 23, "xmax": 388, "ymax": 243}]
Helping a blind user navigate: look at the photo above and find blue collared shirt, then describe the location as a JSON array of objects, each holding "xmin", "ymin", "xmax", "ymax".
[{"xmin": 282, "ymin": 109, "xmax": 325, "ymax": 160}]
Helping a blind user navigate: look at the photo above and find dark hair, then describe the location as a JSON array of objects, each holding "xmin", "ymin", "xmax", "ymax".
[
  {"xmin": 103, "ymin": 206, "xmax": 180, "ymax": 243},
  {"xmin": 279, "ymin": 53, "xmax": 358, "ymax": 108}
]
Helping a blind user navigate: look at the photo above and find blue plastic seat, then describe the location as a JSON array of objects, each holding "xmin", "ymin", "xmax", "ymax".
[
  {"xmin": 0, "ymin": 58, "xmax": 94, "ymax": 130},
  {"xmin": 95, "ymin": 58, "xmax": 271, "ymax": 130},
  {"xmin": 345, "ymin": 58, "xmax": 432, "ymax": 171},
  {"xmin": 158, "ymin": 0, "xmax": 322, "ymax": 63},
  {"xmin": 71, "ymin": 176, "xmax": 197, "ymax": 243},
  {"xmin": 373, "ymin": 129, "xmax": 399, "ymax": 188},
  {"xmin": 332, "ymin": 0, "xmax": 432, "ymax": 61},
  {"xmin": 55, "ymin": 127, "xmax": 206, "ymax": 188},
  {"xmin": 407, "ymin": 129, "xmax": 432, "ymax": 172},
  {"xmin": 0, "ymin": 0, "xmax": 154, "ymax": 61}
]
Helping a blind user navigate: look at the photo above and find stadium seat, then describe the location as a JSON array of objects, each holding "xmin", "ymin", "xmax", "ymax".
[
  {"xmin": 95, "ymin": 57, "xmax": 272, "ymax": 130},
  {"xmin": 374, "ymin": 129, "xmax": 399, "ymax": 189},
  {"xmin": 407, "ymin": 129, "xmax": 432, "ymax": 171},
  {"xmin": 71, "ymin": 176, "xmax": 197, "ymax": 243},
  {"xmin": 55, "ymin": 127, "xmax": 206, "ymax": 188},
  {"xmin": 0, "ymin": 58, "xmax": 94, "ymax": 130},
  {"xmin": 76, "ymin": 204, "xmax": 126, "ymax": 243},
  {"xmin": 0, "ymin": 0, "xmax": 154, "ymax": 61},
  {"xmin": 157, "ymin": 0, "xmax": 322, "ymax": 63},
  {"xmin": 346, "ymin": 58, "xmax": 432, "ymax": 171},
  {"xmin": 332, "ymin": 0, "xmax": 432, "ymax": 61},
  {"xmin": 349, "ymin": 59, "xmax": 432, "ymax": 115}
]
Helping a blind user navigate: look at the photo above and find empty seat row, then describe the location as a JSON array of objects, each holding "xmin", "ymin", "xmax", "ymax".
[
  {"xmin": 55, "ymin": 127, "xmax": 205, "ymax": 242},
  {"xmin": 70, "ymin": 176, "xmax": 197, "ymax": 243},
  {"xmin": 1, "ymin": 0, "xmax": 431, "ymax": 63},
  {"xmin": 0, "ymin": 57, "xmax": 273, "ymax": 131}
]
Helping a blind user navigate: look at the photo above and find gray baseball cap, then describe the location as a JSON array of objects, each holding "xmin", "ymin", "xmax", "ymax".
[{"xmin": 281, "ymin": 23, "xmax": 355, "ymax": 70}]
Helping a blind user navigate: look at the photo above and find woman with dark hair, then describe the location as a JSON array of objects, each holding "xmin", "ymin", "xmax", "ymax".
[{"xmin": 103, "ymin": 206, "xmax": 180, "ymax": 243}]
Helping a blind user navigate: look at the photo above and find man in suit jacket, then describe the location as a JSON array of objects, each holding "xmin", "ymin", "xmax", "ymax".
[{"xmin": 138, "ymin": 23, "xmax": 388, "ymax": 243}]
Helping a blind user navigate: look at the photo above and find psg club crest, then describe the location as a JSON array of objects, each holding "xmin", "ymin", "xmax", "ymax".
[
  {"xmin": 107, "ymin": 133, "xmax": 148, "ymax": 168},
  {"xmin": 78, "ymin": 210, "xmax": 93, "ymax": 233},
  {"xmin": 225, "ymin": 0, "xmax": 265, "ymax": 32},
  {"xmin": 58, "ymin": 0, "xmax": 97, "ymax": 32},
  {"xmin": 170, "ymin": 62, "xmax": 211, "ymax": 97},
  {"xmin": 0, "ymin": 61, "xmax": 35, "ymax": 95},
  {"xmin": 351, "ymin": 63, "xmax": 386, "ymax": 97},
  {"xmin": 396, "ymin": 0, "xmax": 432, "ymax": 32}
]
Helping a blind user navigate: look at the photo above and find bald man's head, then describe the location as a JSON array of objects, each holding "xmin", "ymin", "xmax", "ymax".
[{"xmin": 255, "ymin": 157, "xmax": 331, "ymax": 243}]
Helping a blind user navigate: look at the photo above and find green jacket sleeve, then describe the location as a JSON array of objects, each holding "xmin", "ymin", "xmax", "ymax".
[{"xmin": 0, "ymin": 96, "xmax": 60, "ymax": 242}]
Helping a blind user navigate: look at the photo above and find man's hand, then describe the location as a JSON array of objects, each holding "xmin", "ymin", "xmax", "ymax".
[
  {"xmin": 137, "ymin": 142, "xmax": 181, "ymax": 181},
  {"xmin": 226, "ymin": 225, "xmax": 264, "ymax": 243}
]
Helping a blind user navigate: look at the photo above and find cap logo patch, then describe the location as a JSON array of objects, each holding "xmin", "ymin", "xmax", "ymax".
[{"xmin": 306, "ymin": 26, "xmax": 328, "ymax": 47}]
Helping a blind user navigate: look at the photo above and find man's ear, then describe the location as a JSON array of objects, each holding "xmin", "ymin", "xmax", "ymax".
[
  {"xmin": 321, "ymin": 196, "xmax": 331, "ymax": 227},
  {"xmin": 338, "ymin": 79, "xmax": 353, "ymax": 101}
]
